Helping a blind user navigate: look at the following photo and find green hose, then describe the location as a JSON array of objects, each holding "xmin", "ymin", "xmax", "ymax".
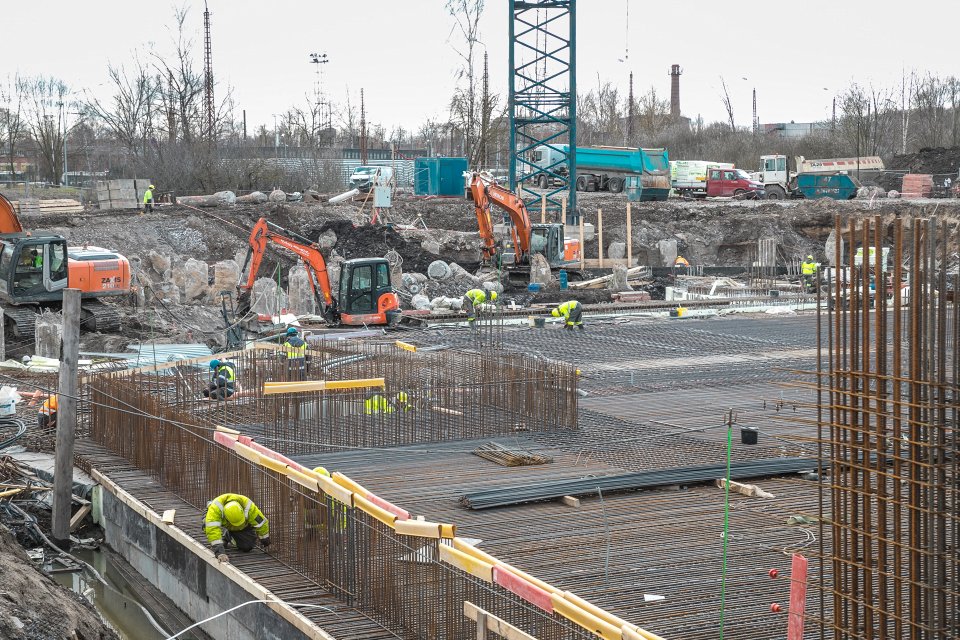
[{"xmin": 719, "ymin": 418, "xmax": 733, "ymax": 639}]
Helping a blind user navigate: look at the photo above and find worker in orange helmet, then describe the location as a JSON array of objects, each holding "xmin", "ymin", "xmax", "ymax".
[{"xmin": 38, "ymin": 394, "xmax": 58, "ymax": 430}]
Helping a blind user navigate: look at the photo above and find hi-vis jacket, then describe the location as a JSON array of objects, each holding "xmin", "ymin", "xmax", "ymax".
[{"xmin": 204, "ymin": 493, "xmax": 269, "ymax": 546}]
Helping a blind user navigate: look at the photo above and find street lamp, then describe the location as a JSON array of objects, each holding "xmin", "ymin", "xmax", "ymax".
[{"xmin": 309, "ymin": 53, "xmax": 329, "ymax": 131}]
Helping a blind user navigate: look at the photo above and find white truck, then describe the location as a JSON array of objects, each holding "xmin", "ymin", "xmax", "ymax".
[
  {"xmin": 670, "ymin": 160, "xmax": 735, "ymax": 197},
  {"xmin": 752, "ymin": 155, "xmax": 885, "ymax": 200}
]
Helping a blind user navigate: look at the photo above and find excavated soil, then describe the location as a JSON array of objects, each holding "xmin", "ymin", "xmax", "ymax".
[{"xmin": 0, "ymin": 525, "xmax": 119, "ymax": 640}]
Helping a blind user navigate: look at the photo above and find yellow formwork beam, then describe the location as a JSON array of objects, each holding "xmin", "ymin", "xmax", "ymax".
[
  {"xmin": 439, "ymin": 544, "xmax": 493, "ymax": 583},
  {"xmin": 262, "ymin": 378, "xmax": 385, "ymax": 395},
  {"xmin": 394, "ymin": 340, "xmax": 417, "ymax": 352},
  {"xmin": 551, "ymin": 594, "xmax": 622, "ymax": 640}
]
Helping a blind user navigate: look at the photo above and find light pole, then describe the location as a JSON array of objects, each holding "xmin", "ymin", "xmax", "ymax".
[
  {"xmin": 272, "ymin": 114, "xmax": 280, "ymax": 159},
  {"xmin": 309, "ymin": 53, "xmax": 329, "ymax": 132},
  {"xmin": 742, "ymin": 77, "xmax": 757, "ymax": 134}
]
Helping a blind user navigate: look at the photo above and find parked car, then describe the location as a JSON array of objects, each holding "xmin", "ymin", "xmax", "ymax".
[{"xmin": 706, "ymin": 168, "xmax": 765, "ymax": 199}]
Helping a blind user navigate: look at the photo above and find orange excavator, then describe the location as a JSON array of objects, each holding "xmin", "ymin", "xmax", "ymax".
[
  {"xmin": 236, "ymin": 217, "xmax": 400, "ymax": 327},
  {"xmin": 0, "ymin": 192, "xmax": 130, "ymax": 337},
  {"xmin": 468, "ymin": 172, "xmax": 580, "ymax": 280}
]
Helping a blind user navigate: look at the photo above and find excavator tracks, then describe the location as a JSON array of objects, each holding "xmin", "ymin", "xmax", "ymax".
[
  {"xmin": 80, "ymin": 300, "xmax": 122, "ymax": 333},
  {"xmin": 2, "ymin": 300, "xmax": 122, "ymax": 343},
  {"xmin": 3, "ymin": 306, "xmax": 42, "ymax": 340}
]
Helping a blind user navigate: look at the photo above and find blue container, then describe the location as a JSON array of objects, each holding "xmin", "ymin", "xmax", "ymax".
[
  {"xmin": 414, "ymin": 157, "xmax": 469, "ymax": 196},
  {"xmin": 558, "ymin": 269, "xmax": 569, "ymax": 289},
  {"xmin": 796, "ymin": 173, "xmax": 859, "ymax": 200},
  {"xmin": 527, "ymin": 283, "xmax": 542, "ymax": 293}
]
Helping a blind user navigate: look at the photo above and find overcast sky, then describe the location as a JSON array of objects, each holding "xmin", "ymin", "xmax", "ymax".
[{"xmin": 3, "ymin": 0, "xmax": 956, "ymax": 137}]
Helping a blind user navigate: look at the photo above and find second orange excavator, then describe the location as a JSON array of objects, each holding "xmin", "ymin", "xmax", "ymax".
[
  {"xmin": 467, "ymin": 172, "xmax": 580, "ymax": 281},
  {"xmin": 235, "ymin": 217, "xmax": 401, "ymax": 328}
]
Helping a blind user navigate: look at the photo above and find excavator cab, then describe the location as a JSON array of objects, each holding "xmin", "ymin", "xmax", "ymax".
[
  {"xmin": 0, "ymin": 235, "xmax": 69, "ymax": 302},
  {"xmin": 337, "ymin": 258, "xmax": 401, "ymax": 326},
  {"xmin": 530, "ymin": 224, "xmax": 566, "ymax": 267}
]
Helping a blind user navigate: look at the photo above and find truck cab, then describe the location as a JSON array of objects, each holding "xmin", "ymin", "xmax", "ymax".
[
  {"xmin": 706, "ymin": 168, "xmax": 765, "ymax": 199},
  {"xmin": 753, "ymin": 155, "xmax": 791, "ymax": 199}
]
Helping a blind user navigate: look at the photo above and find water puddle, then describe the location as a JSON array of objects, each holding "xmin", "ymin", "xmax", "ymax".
[{"xmin": 50, "ymin": 546, "xmax": 172, "ymax": 640}]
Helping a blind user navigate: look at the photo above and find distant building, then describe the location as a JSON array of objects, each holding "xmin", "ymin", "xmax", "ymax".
[{"xmin": 761, "ymin": 121, "xmax": 830, "ymax": 138}]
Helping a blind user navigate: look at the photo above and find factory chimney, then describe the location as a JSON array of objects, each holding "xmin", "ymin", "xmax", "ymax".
[{"xmin": 670, "ymin": 64, "xmax": 682, "ymax": 119}]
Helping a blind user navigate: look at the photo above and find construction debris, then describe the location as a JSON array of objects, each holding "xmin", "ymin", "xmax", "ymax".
[
  {"xmin": 715, "ymin": 478, "xmax": 776, "ymax": 498},
  {"xmin": 472, "ymin": 442, "xmax": 554, "ymax": 467}
]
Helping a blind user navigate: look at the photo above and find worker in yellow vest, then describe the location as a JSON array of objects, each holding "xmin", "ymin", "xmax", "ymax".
[
  {"xmin": 551, "ymin": 300, "xmax": 584, "ymax": 330},
  {"xmin": 282, "ymin": 326, "xmax": 307, "ymax": 380},
  {"xmin": 204, "ymin": 493, "xmax": 270, "ymax": 563},
  {"xmin": 801, "ymin": 255, "xmax": 819, "ymax": 292},
  {"xmin": 142, "ymin": 184, "xmax": 155, "ymax": 214}
]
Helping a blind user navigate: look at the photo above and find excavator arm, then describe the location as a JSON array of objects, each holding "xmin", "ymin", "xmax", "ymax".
[
  {"xmin": 0, "ymin": 193, "xmax": 24, "ymax": 233},
  {"xmin": 239, "ymin": 218, "xmax": 336, "ymax": 315},
  {"xmin": 468, "ymin": 173, "xmax": 532, "ymax": 264}
]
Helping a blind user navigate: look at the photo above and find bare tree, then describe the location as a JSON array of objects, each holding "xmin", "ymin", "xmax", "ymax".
[
  {"xmin": 635, "ymin": 86, "xmax": 670, "ymax": 138},
  {"xmin": 912, "ymin": 73, "xmax": 951, "ymax": 149},
  {"xmin": 0, "ymin": 74, "xmax": 27, "ymax": 177},
  {"xmin": 719, "ymin": 76, "xmax": 735, "ymax": 131},
  {"xmin": 19, "ymin": 75, "xmax": 71, "ymax": 184},
  {"xmin": 445, "ymin": 0, "xmax": 485, "ymax": 164},
  {"xmin": 86, "ymin": 57, "xmax": 160, "ymax": 157}
]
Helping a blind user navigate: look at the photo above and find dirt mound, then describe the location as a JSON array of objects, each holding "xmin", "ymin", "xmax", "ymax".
[
  {"xmin": 0, "ymin": 525, "xmax": 119, "ymax": 639},
  {"xmin": 313, "ymin": 220, "xmax": 451, "ymax": 273},
  {"xmin": 879, "ymin": 147, "xmax": 960, "ymax": 191}
]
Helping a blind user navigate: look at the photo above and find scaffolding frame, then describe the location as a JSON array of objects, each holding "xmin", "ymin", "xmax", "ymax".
[{"xmin": 508, "ymin": 0, "xmax": 577, "ymax": 224}]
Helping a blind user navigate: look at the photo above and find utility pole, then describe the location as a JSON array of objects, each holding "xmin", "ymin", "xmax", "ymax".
[
  {"xmin": 627, "ymin": 71, "xmax": 634, "ymax": 144},
  {"xmin": 359, "ymin": 88, "xmax": 368, "ymax": 165},
  {"xmin": 51, "ymin": 288, "xmax": 80, "ymax": 548},
  {"xmin": 203, "ymin": 0, "xmax": 215, "ymax": 143}
]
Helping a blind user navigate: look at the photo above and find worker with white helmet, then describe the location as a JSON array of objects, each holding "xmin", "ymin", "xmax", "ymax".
[{"xmin": 142, "ymin": 184, "xmax": 155, "ymax": 214}]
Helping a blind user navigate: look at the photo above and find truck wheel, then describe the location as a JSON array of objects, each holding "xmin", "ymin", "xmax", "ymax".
[
  {"xmin": 538, "ymin": 175, "xmax": 549, "ymax": 189},
  {"xmin": 766, "ymin": 185, "xmax": 786, "ymax": 200},
  {"xmin": 576, "ymin": 176, "xmax": 587, "ymax": 192},
  {"xmin": 607, "ymin": 177, "xmax": 624, "ymax": 193},
  {"xmin": 734, "ymin": 189, "xmax": 745, "ymax": 198}
]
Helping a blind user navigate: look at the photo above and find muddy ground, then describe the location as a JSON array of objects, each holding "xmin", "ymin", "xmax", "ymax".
[
  {"xmin": 16, "ymin": 191, "xmax": 960, "ymax": 351},
  {"xmin": 0, "ymin": 525, "xmax": 119, "ymax": 640}
]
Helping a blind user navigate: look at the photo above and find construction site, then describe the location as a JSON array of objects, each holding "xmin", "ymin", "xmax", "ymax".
[{"xmin": 0, "ymin": 1, "xmax": 959, "ymax": 640}]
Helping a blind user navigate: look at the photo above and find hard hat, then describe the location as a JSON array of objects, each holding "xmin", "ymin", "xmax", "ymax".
[
  {"xmin": 313, "ymin": 466, "xmax": 331, "ymax": 477},
  {"xmin": 807, "ymin": 255, "xmax": 814, "ymax": 260},
  {"xmin": 286, "ymin": 326, "xmax": 298, "ymax": 335},
  {"xmin": 149, "ymin": 184, "xmax": 155, "ymax": 189},
  {"xmin": 223, "ymin": 501, "xmax": 245, "ymax": 527},
  {"xmin": 489, "ymin": 291, "xmax": 498, "ymax": 302},
  {"xmin": 551, "ymin": 309, "xmax": 560, "ymax": 318},
  {"xmin": 210, "ymin": 359, "xmax": 221, "ymax": 370}
]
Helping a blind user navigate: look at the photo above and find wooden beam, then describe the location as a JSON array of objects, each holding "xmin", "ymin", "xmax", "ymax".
[
  {"xmin": 69, "ymin": 503, "xmax": 92, "ymax": 532},
  {"xmin": 626, "ymin": 203, "xmax": 633, "ymax": 264},
  {"xmin": 540, "ymin": 194, "xmax": 546, "ymax": 224},
  {"xmin": 464, "ymin": 601, "xmax": 538, "ymax": 640},
  {"xmin": 578, "ymin": 215, "xmax": 585, "ymax": 270},
  {"xmin": 262, "ymin": 378, "xmax": 386, "ymax": 395},
  {"xmin": 597, "ymin": 208, "xmax": 604, "ymax": 269}
]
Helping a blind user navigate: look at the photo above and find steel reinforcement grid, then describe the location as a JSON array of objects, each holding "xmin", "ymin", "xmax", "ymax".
[
  {"xmin": 94, "ymin": 340, "xmax": 578, "ymax": 456},
  {"xmin": 813, "ymin": 215, "xmax": 958, "ymax": 639},
  {"xmin": 85, "ymin": 342, "xmax": 587, "ymax": 638}
]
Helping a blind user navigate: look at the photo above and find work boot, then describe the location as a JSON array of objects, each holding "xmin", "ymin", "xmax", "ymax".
[{"xmin": 577, "ymin": 325, "xmax": 584, "ymax": 331}]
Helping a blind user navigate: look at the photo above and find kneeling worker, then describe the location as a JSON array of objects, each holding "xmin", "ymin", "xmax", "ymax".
[
  {"xmin": 38, "ymin": 394, "xmax": 58, "ymax": 430},
  {"xmin": 551, "ymin": 300, "xmax": 584, "ymax": 330},
  {"xmin": 205, "ymin": 493, "xmax": 270, "ymax": 563},
  {"xmin": 203, "ymin": 359, "xmax": 237, "ymax": 400}
]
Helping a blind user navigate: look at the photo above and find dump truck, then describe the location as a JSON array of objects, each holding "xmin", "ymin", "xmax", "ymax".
[
  {"xmin": 528, "ymin": 145, "xmax": 671, "ymax": 200},
  {"xmin": 752, "ymin": 155, "xmax": 885, "ymax": 200}
]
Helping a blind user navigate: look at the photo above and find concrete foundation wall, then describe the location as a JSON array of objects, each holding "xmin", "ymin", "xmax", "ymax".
[{"xmin": 95, "ymin": 481, "xmax": 322, "ymax": 640}]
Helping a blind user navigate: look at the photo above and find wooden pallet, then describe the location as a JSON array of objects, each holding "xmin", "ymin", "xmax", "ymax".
[{"xmin": 10, "ymin": 198, "xmax": 84, "ymax": 215}]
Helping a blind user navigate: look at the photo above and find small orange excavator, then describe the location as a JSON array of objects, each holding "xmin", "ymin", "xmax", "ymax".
[
  {"xmin": 0, "ymin": 192, "xmax": 130, "ymax": 337},
  {"xmin": 235, "ymin": 217, "xmax": 400, "ymax": 327},
  {"xmin": 468, "ymin": 172, "xmax": 580, "ymax": 281}
]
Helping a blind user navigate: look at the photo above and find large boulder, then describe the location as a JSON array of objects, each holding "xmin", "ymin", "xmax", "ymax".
[
  {"xmin": 250, "ymin": 277, "xmax": 288, "ymax": 315},
  {"xmin": 607, "ymin": 264, "xmax": 633, "ymax": 292},
  {"xmin": 287, "ymin": 264, "xmax": 316, "ymax": 315},
  {"xmin": 214, "ymin": 190, "xmax": 237, "ymax": 205},
  {"xmin": 236, "ymin": 191, "xmax": 268, "ymax": 204},
  {"xmin": 608, "ymin": 242, "xmax": 626, "ymax": 260},
  {"xmin": 427, "ymin": 260, "xmax": 452, "ymax": 280},
  {"xmin": 212, "ymin": 260, "xmax": 241, "ymax": 293},
  {"xmin": 268, "ymin": 189, "xmax": 286, "ymax": 203},
  {"xmin": 172, "ymin": 258, "xmax": 210, "ymax": 303},
  {"xmin": 318, "ymin": 230, "xmax": 338, "ymax": 249},
  {"xmin": 528, "ymin": 253, "xmax": 553, "ymax": 288},
  {"xmin": 146, "ymin": 250, "xmax": 171, "ymax": 277},
  {"xmin": 410, "ymin": 294, "xmax": 432, "ymax": 310}
]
